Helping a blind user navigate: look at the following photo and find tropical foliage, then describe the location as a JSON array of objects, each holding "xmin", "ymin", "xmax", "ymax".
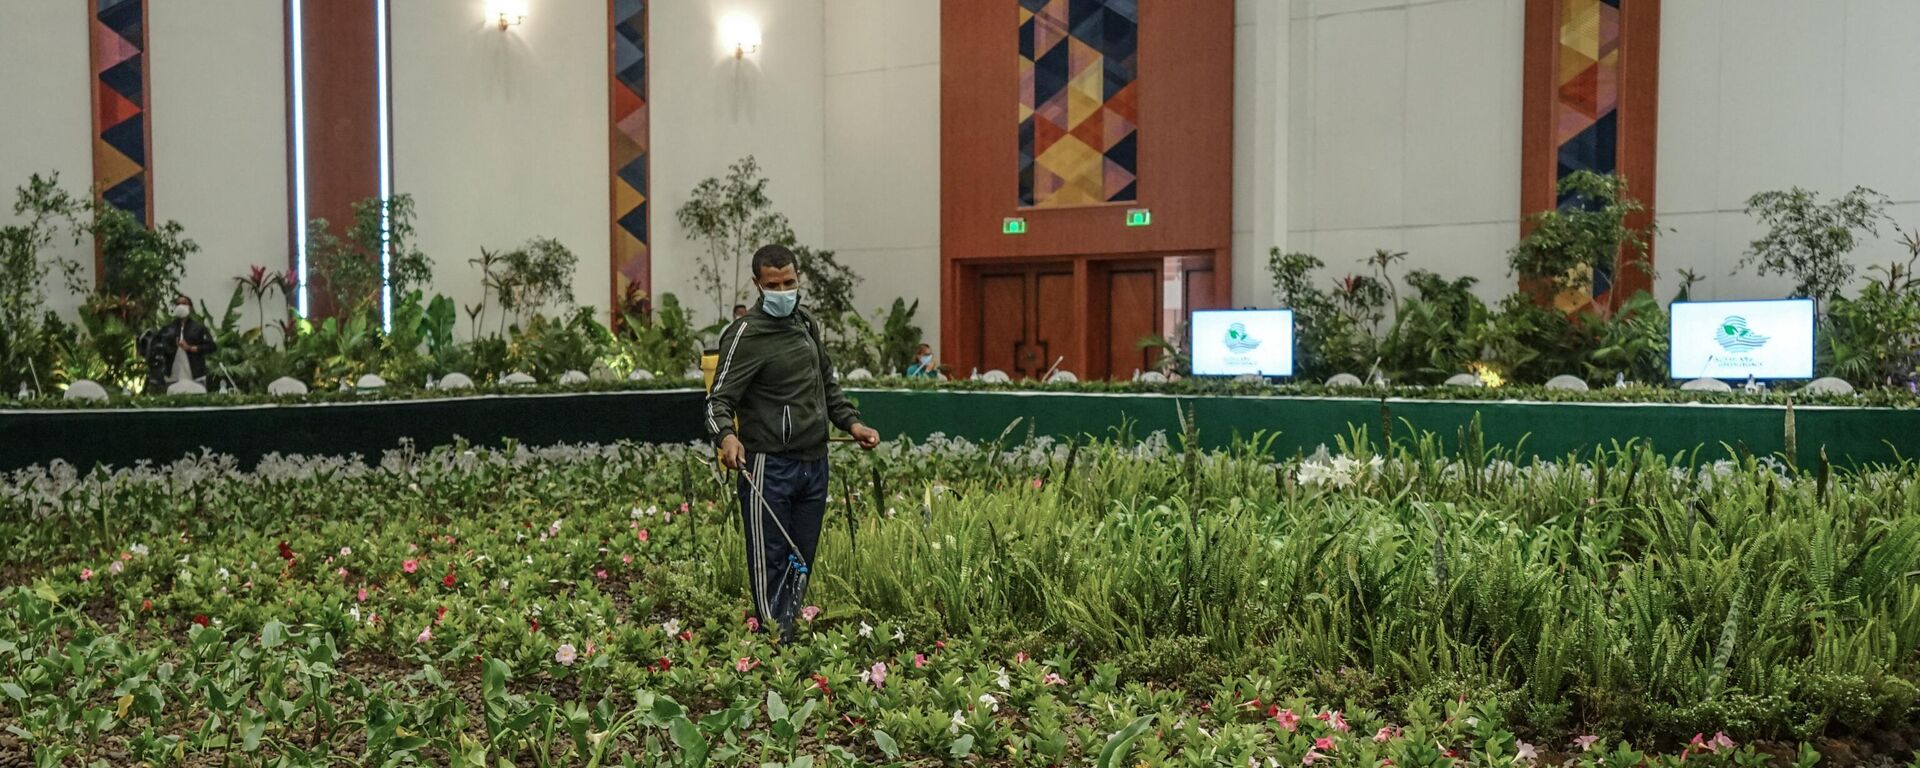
[{"xmin": 3, "ymin": 426, "xmax": 1918, "ymax": 765}]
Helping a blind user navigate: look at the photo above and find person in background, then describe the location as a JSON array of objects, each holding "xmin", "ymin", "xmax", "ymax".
[
  {"xmin": 707, "ymin": 245, "xmax": 881, "ymax": 641},
  {"xmin": 905, "ymin": 343, "xmax": 939, "ymax": 378},
  {"xmin": 733, "ymin": 303, "xmax": 749, "ymax": 320},
  {"xmin": 153, "ymin": 295, "xmax": 216, "ymax": 389}
]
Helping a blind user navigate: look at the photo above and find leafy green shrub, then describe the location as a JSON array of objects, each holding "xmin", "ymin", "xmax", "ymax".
[
  {"xmin": 1740, "ymin": 186, "xmax": 1892, "ymax": 302},
  {"xmin": 1508, "ymin": 171, "xmax": 1656, "ymax": 300}
]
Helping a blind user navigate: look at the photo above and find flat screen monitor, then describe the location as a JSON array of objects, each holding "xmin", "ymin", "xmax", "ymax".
[
  {"xmin": 1189, "ymin": 309, "xmax": 1295, "ymax": 378},
  {"xmin": 1669, "ymin": 299, "xmax": 1816, "ymax": 380}
]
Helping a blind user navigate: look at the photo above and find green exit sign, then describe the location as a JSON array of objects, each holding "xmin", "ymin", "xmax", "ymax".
[
  {"xmin": 1125, "ymin": 208, "xmax": 1152, "ymax": 227},
  {"xmin": 1002, "ymin": 217, "xmax": 1027, "ymax": 235}
]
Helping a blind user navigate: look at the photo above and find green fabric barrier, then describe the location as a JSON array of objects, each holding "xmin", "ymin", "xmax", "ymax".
[
  {"xmin": 6, "ymin": 388, "xmax": 1914, "ymax": 473},
  {"xmin": 0, "ymin": 389, "xmax": 710, "ymax": 472},
  {"xmin": 847, "ymin": 389, "xmax": 1920, "ymax": 467}
]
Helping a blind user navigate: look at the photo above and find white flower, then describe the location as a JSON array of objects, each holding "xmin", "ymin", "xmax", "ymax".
[
  {"xmin": 349, "ymin": 605, "xmax": 361, "ymax": 622},
  {"xmin": 523, "ymin": 555, "xmax": 533, "ymax": 565},
  {"xmin": 555, "ymin": 643, "xmax": 579, "ymax": 666},
  {"xmin": 949, "ymin": 709, "xmax": 966, "ymax": 734},
  {"xmin": 662, "ymin": 618, "xmax": 681, "ymax": 636},
  {"xmin": 217, "ymin": 567, "xmax": 231, "ymax": 580},
  {"xmin": 977, "ymin": 693, "xmax": 999, "ymax": 712},
  {"xmin": 130, "ymin": 543, "xmax": 149, "ymax": 557},
  {"xmin": 995, "ymin": 667, "xmax": 1010, "ymax": 690},
  {"xmin": 891, "ymin": 627, "xmax": 905, "ymax": 643},
  {"xmin": 338, "ymin": 546, "xmax": 351, "ymax": 556},
  {"xmin": 1515, "ymin": 741, "xmax": 1538, "ymax": 763},
  {"xmin": 858, "ymin": 621, "xmax": 874, "ymax": 638}
]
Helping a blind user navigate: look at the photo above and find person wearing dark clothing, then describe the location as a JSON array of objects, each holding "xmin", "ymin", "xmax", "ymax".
[
  {"xmin": 707, "ymin": 245, "xmax": 880, "ymax": 640},
  {"xmin": 147, "ymin": 296, "xmax": 217, "ymax": 391}
]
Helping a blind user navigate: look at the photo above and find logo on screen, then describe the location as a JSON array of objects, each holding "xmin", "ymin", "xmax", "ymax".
[
  {"xmin": 1713, "ymin": 316, "xmax": 1770, "ymax": 352},
  {"xmin": 1224, "ymin": 322, "xmax": 1262, "ymax": 353}
]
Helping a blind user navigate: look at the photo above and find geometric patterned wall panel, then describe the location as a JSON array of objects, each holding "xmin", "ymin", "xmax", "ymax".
[
  {"xmin": 1553, "ymin": 0, "xmax": 1622, "ymax": 309},
  {"xmin": 91, "ymin": 0, "xmax": 152, "ymax": 228},
  {"xmin": 1018, "ymin": 0, "xmax": 1138, "ymax": 208},
  {"xmin": 610, "ymin": 0, "xmax": 650, "ymax": 310}
]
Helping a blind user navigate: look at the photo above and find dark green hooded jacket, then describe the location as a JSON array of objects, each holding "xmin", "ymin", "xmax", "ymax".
[{"xmin": 706, "ymin": 302, "xmax": 861, "ymax": 460}]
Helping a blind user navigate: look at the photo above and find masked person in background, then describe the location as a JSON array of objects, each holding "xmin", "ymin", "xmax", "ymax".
[
  {"xmin": 706, "ymin": 244, "xmax": 882, "ymax": 642},
  {"xmin": 154, "ymin": 295, "xmax": 216, "ymax": 389},
  {"xmin": 906, "ymin": 343, "xmax": 939, "ymax": 378}
]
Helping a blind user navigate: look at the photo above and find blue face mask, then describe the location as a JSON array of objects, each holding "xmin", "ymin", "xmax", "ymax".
[
  {"xmin": 761, "ymin": 289, "xmax": 799, "ymax": 318},
  {"xmin": 918, "ymin": 354, "xmax": 933, "ymax": 366}
]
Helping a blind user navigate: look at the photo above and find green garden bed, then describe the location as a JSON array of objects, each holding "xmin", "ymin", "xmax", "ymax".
[{"xmin": 2, "ymin": 436, "xmax": 1914, "ymax": 765}]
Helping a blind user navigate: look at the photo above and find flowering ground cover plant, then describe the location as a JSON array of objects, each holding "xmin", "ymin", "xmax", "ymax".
[{"xmin": 1, "ymin": 426, "xmax": 1917, "ymax": 766}]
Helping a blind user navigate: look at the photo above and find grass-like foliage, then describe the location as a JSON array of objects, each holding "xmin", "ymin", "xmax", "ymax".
[{"xmin": 1, "ymin": 427, "xmax": 1917, "ymax": 765}]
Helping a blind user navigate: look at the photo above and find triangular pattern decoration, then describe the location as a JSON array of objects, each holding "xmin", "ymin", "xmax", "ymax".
[
  {"xmin": 91, "ymin": 0, "xmax": 150, "ymax": 227},
  {"xmin": 1551, "ymin": 0, "xmax": 1622, "ymax": 313},
  {"xmin": 1018, "ymin": 0, "xmax": 1138, "ymax": 207},
  {"xmin": 610, "ymin": 0, "xmax": 650, "ymax": 310}
]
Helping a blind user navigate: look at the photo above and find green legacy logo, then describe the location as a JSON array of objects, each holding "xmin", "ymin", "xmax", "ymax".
[
  {"xmin": 1224, "ymin": 322, "xmax": 1262, "ymax": 353},
  {"xmin": 1713, "ymin": 316, "xmax": 1771, "ymax": 353}
]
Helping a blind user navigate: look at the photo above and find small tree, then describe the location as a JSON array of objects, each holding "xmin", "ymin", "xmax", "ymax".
[
  {"xmin": 1739, "ymin": 186, "xmax": 1891, "ymax": 302},
  {"xmin": 308, "ymin": 193, "xmax": 432, "ymax": 315},
  {"xmin": 675, "ymin": 156, "xmax": 794, "ymax": 320},
  {"xmin": 493, "ymin": 237, "xmax": 579, "ymax": 328},
  {"xmin": 1508, "ymin": 171, "xmax": 1655, "ymax": 302}
]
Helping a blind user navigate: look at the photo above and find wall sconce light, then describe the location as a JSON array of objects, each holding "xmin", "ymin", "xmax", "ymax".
[
  {"xmin": 490, "ymin": 0, "xmax": 529, "ymax": 31},
  {"xmin": 721, "ymin": 14, "xmax": 761, "ymax": 59}
]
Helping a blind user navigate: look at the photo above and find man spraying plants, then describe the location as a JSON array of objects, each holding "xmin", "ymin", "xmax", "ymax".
[{"xmin": 707, "ymin": 244, "xmax": 882, "ymax": 641}]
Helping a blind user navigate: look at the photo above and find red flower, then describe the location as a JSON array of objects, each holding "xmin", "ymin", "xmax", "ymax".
[
  {"xmin": 654, "ymin": 656, "xmax": 672, "ymax": 672},
  {"xmin": 277, "ymin": 541, "xmax": 295, "ymax": 562},
  {"xmin": 192, "ymin": 614, "xmax": 210, "ymax": 627},
  {"xmin": 435, "ymin": 605, "xmax": 448, "ymax": 624},
  {"xmin": 530, "ymin": 617, "xmax": 540, "ymax": 633},
  {"xmin": 678, "ymin": 630, "xmax": 693, "ymax": 642},
  {"xmin": 810, "ymin": 673, "xmax": 833, "ymax": 697},
  {"xmin": 141, "ymin": 599, "xmax": 153, "ymax": 611},
  {"xmin": 442, "ymin": 569, "xmax": 457, "ymax": 589}
]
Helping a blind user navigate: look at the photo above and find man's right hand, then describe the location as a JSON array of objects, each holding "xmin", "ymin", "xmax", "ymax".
[{"xmin": 720, "ymin": 434, "xmax": 746, "ymax": 470}]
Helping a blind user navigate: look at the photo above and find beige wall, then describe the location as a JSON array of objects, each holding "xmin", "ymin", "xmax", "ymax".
[
  {"xmin": 0, "ymin": 2, "xmax": 93, "ymax": 320},
  {"xmin": 391, "ymin": 0, "xmax": 607, "ymax": 335},
  {"xmin": 821, "ymin": 0, "xmax": 942, "ymax": 355},
  {"xmin": 650, "ymin": 0, "xmax": 828, "ymax": 326}
]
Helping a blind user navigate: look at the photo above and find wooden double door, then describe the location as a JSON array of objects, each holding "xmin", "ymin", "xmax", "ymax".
[
  {"xmin": 977, "ymin": 265, "xmax": 1077, "ymax": 379},
  {"xmin": 967, "ymin": 257, "xmax": 1211, "ymax": 380}
]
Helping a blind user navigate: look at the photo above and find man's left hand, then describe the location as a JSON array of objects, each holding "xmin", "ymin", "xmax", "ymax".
[{"xmin": 849, "ymin": 423, "xmax": 881, "ymax": 450}]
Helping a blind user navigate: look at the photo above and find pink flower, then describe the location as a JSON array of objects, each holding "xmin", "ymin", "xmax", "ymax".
[
  {"xmin": 913, "ymin": 653, "xmax": 928, "ymax": 669},
  {"xmin": 1329, "ymin": 711, "xmax": 1350, "ymax": 733},
  {"xmin": 801, "ymin": 605, "xmax": 821, "ymax": 622},
  {"xmin": 79, "ymin": 568, "xmax": 93, "ymax": 582},
  {"xmin": 1374, "ymin": 726, "xmax": 1398, "ymax": 743},
  {"xmin": 1275, "ymin": 709, "xmax": 1300, "ymax": 732},
  {"xmin": 339, "ymin": 546, "xmax": 351, "ymax": 556},
  {"xmin": 1573, "ymin": 735, "xmax": 1599, "ymax": 752},
  {"xmin": 638, "ymin": 529, "xmax": 650, "ymax": 542},
  {"xmin": 1700, "ymin": 732, "xmax": 1734, "ymax": 753},
  {"xmin": 678, "ymin": 502, "xmax": 690, "ymax": 513},
  {"xmin": 1030, "ymin": 477, "xmax": 1044, "ymax": 489},
  {"xmin": 555, "ymin": 643, "xmax": 578, "ymax": 666},
  {"xmin": 402, "ymin": 559, "xmax": 419, "ymax": 574},
  {"xmin": 1302, "ymin": 749, "xmax": 1326, "ymax": 765},
  {"xmin": 108, "ymin": 561, "xmax": 124, "ymax": 575},
  {"xmin": 746, "ymin": 616, "xmax": 760, "ymax": 632},
  {"xmin": 356, "ymin": 587, "xmax": 368, "ymax": 602},
  {"xmin": 595, "ymin": 569, "xmax": 608, "ymax": 580},
  {"xmin": 1314, "ymin": 737, "xmax": 1336, "ymax": 752},
  {"xmin": 1041, "ymin": 672, "xmax": 1065, "ymax": 686},
  {"xmin": 415, "ymin": 626, "xmax": 432, "ymax": 644},
  {"xmin": 1014, "ymin": 651, "xmax": 1030, "ymax": 664},
  {"xmin": 865, "ymin": 661, "xmax": 888, "ymax": 688},
  {"xmin": 337, "ymin": 567, "xmax": 348, "ymax": 578},
  {"xmin": 734, "ymin": 656, "xmax": 760, "ymax": 673}
]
